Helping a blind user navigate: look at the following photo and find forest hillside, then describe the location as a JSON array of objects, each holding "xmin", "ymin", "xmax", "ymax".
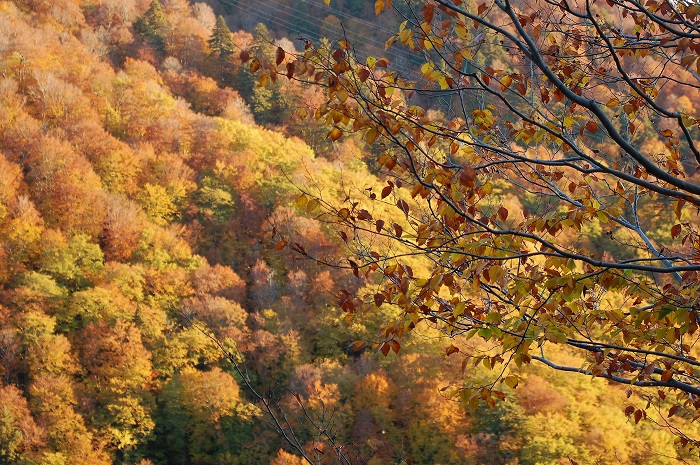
[{"xmin": 0, "ymin": 1, "xmax": 698, "ymax": 464}]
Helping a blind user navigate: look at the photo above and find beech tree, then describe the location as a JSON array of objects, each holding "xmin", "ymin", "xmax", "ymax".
[{"xmin": 251, "ymin": 0, "xmax": 700, "ymax": 448}]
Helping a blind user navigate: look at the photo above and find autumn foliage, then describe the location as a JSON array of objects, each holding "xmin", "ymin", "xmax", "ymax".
[{"xmin": 1, "ymin": 0, "xmax": 700, "ymax": 464}]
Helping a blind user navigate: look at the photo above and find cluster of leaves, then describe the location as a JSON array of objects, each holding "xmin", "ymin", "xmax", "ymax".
[{"xmin": 247, "ymin": 0, "xmax": 700, "ymax": 455}]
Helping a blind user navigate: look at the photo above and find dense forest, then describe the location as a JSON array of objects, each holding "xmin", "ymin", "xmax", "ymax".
[{"xmin": 1, "ymin": 0, "xmax": 699, "ymax": 464}]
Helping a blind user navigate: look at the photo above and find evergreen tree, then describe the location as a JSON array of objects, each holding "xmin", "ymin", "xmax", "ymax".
[
  {"xmin": 236, "ymin": 23, "xmax": 292, "ymax": 125},
  {"xmin": 134, "ymin": 0, "xmax": 169, "ymax": 51},
  {"xmin": 208, "ymin": 16, "xmax": 234, "ymax": 59}
]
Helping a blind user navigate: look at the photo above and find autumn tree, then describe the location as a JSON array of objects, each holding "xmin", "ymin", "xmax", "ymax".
[{"xmin": 252, "ymin": 0, "xmax": 700, "ymax": 450}]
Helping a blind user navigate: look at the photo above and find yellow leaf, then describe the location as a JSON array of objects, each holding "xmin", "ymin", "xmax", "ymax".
[
  {"xmin": 455, "ymin": 25, "xmax": 468, "ymax": 39},
  {"xmin": 499, "ymin": 75, "xmax": 512, "ymax": 91},
  {"xmin": 294, "ymin": 194, "xmax": 308, "ymax": 209},
  {"xmin": 421, "ymin": 62, "xmax": 434, "ymax": 75},
  {"xmin": 504, "ymin": 375, "xmax": 519, "ymax": 389},
  {"xmin": 564, "ymin": 116, "xmax": 576, "ymax": 128},
  {"xmin": 606, "ymin": 98, "xmax": 620, "ymax": 108},
  {"xmin": 323, "ymin": 0, "xmax": 330, "ymax": 4},
  {"xmin": 365, "ymin": 127, "xmax": 378, "ymax": 144}
]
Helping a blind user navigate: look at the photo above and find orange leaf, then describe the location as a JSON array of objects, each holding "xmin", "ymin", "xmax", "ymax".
[
  {"xmin": 328, "ymin": 127, "xmax": 343, "ymax": 141},
  {"xmin": 375, "ymin": 0, "xmax": 384, "ymax": 15},
  {"xmin": 274, "ymin": 240, "xmax": 287, "ymax": 250},
  {"xmin": 585, "ymin": 120, "xmax": 599, "ymax": 133}
]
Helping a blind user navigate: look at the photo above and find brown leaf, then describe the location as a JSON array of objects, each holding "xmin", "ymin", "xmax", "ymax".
[
  {"xmin": 376, "ymin": 219, "xmax": 385, "ymax": 232},
  {"xmin": 671, "ymin": 224, "xmax": 682, "ymax": 239},
  {"xmin": 393, "ymin": 223, "xmax": 403, "ymax": 237},
  {"xmin": 390, "ymin": 339, "xmax": 401, "ymax": 354},
  {"xmin": 380, "ymin": 342, "xmax": 390, "ymax": 356},
  {"xmin": 348, "ymin": 259, "xmax": 359, "ymax": 278},
  {"xmin": 240, "ymin": 50, "xmax": 250, "ymax": 62},
  {"xmin": 446, "ymin": 344, "xmax": 460, "ymax": 356},
  {"xmin": 669, "ymin": 405, "xmax": 680, "ymax": 417},
  {"xmin": 397, "ymin": 199, "xmax": 410, "ymax": 215},
  {"xmin": 381, "ymin": 184, "xmax": 393, "ymax": 199},
  {"xmin": 497, "ymin": 206, "xmax": 508, "ymax": 222},
  {"xmin": 634, "ymin": 409, "xmax": 643, "ymax": 424},
  {"xmin": 374, "ymin": 293, "xmax": 385, "ymax": 307},
  {"xmin": 358, "ymin": 68, "xmax": 370, "ymax": 82},
  {"xmin": 357, "ymin": 209, "xmax": 373, "ymax": 221},
  {"xmin": 460, "ymin": 165, "xmax": 477, "ymax": 186},
  {"xmin": 276, "ymin": 47, "xmax": 285, "ymax": 65},
  {"xmin": 688, "ymin": 4, "xmax": 700, "ymax": 20}
]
